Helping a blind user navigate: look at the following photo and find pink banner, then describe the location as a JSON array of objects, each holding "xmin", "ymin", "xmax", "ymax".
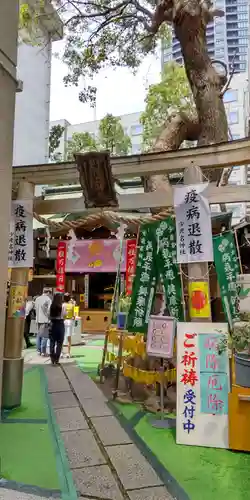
[{"xmin": 66, "ymin": 239, "xmax": 127, "ymax": 273}]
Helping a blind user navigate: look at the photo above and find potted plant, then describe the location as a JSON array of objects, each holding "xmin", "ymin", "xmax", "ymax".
[
  {"xmin": 218, "ymin": 312, "xmax": 250, "ymax": 388},
  {"xmin": 117, "ymin": 294, "xmax": 131, "ymax": 330}
]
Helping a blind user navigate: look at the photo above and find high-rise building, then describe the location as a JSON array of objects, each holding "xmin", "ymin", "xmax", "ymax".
[{"xmin": 162, "ymin": 0, "xmax": 249, "ymax": 74}]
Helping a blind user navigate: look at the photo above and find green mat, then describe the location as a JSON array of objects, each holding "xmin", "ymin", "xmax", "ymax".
[
  {"xmin": 7, "ymin": 368, "xmax": 47, "ymax": 420},
  {"xmin": 71, "ymin": 346, "xmax": 103, "ymax": 373},
  {"xmin": 0, "ymin": 368, "xmax": 59, "ymax": 490},
  {"xmin": 87, "ymin": 339, "xmax": 105, "ymax": 347},
  {"xmin": 115, "ymin": 402, "xmax": 250, "ymax": 500},
  {"xmin": 0, "ymin": 422, "xmax": 60, "ymax": 489}
]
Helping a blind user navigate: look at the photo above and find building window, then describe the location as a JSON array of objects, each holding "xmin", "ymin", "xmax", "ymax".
[
  {"xmin": 223, "ymin": 89, "xmax": 238, "ymax": 103},
  {"xmin": 228, "ymin": 205, "xmax": 242, "ymax": 218},
  {"xmin": 228, "ymin": 111, "xmax": 238, "ymax": 124},
  {"xmin": 238, "ymin": 13, "xmax": 247, "ymax": 20},
  {"xmin": 131, "ymin": 124, "xmax": 143, "ymax": 136},
  {"xmin": 240, "ymin": 62, "xmax": 246, "ymax": 70},
  {"xmin": 132, "ymin": 144, "xmax": 141, "ymax": 154},
  {"xmin": 239, "ymin": 37, "xmax": 248, "ymax": 44},
  {"xmin": 238, "ymin": 46, "xmax": 247, "ymax": 53}
]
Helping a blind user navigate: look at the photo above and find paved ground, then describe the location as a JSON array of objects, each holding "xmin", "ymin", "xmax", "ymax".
[
  {"xmin": 47, "ymin": 362, "xmax": 172, "ymax": 500},
  {"xmin": 16, "ymin": 347, "xmax": 173, "ymax": 500}
]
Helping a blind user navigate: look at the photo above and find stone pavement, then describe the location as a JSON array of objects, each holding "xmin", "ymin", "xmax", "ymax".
[{"xmin": 45, "ymin": 361, "xmax": 173, "ymax": 500}]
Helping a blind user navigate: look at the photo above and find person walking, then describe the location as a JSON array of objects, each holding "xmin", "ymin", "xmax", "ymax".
[
  {"xmin": 63, "ymin": 293, "xmax": 75, "ymax": 358},
  {"xmin": 49, "ymin": 293, "xmax": 66, "ymax": 365},
  {"xmin": 35, "ymin": 287, "xmax": 52, "ymax": 356}
]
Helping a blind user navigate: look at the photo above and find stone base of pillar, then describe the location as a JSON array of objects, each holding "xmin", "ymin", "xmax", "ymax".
[{"xmin": 2, "ymin": 357, "xmax": 24, "ymax": 409}]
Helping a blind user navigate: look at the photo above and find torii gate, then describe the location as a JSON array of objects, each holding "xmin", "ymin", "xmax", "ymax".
[
  {"xmin": 4, "ymin": 137, "xmax": 250, "ymax": 410},
  {"xmin": 13, "ymin": 137, "xmax": 250, "ymax": 214}
]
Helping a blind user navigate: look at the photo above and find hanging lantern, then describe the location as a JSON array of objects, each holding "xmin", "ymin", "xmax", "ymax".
[{"xmin": 75, "ymin": 151, "xmax": 118, "ymax": 208}]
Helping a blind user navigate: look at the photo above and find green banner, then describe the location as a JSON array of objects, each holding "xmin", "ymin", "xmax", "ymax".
[
  {"xmin": 213, "ymin": 231, "xmax": 240, "ymax": 325},
  {"xmin": 153, "ymin": 217, "xmax": 184, "ymax": 321},
  {"xmin": 127, "ymin": 224, "xmax": 158, "ymax": 333}
]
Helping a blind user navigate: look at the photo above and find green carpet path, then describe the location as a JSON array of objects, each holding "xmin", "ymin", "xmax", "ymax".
[
  {"xmin": 76, "ymin": 339, "xmax": 250, "ymax": 500},
  {"xmin": 0, "ymin": 366, "xmax": 77, "ymax": 500}
]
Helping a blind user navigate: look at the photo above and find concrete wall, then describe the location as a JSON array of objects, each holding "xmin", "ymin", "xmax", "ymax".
[{"xmin": 13, "ymin": 31, "xmax": 52, "ymax": 166}]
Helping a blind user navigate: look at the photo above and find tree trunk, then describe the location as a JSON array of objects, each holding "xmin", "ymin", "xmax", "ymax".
[
  {"xmin": 144, "ymin": 111, "xmax": 199, "ymax": 193},
  {"xmin": 174, "ymin": 5, "xmax": 228, "ymax": 146}
]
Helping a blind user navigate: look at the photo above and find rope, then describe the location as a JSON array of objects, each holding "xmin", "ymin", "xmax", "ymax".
[{"xmin": 33, "ymin": 208, "xmax": 174, "ymax": 231}]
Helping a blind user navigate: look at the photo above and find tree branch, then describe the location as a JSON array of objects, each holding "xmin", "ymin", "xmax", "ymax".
[
  {"xmin": 65, "ymin": 0, "xmax": 131, "ymax": 25},
  {"xmin": 143, "ymin": 111, "xmax": 200, "ymax": 199},
  {"xmin": 130, "ymin": 0, "xmax": 153, "ymax": 20},
  {"xmin": 220, "ymin": 51, "xmax": 237, "ymax": 96}
]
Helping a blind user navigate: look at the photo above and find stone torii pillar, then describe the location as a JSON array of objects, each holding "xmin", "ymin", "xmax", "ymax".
[
  {"xmin": 0, "ymin": 1, "xmax": 19, "ymax": 412},
  {"xmin": 2, "ymin": 181, "xmax": 34, "ymax": 409}
]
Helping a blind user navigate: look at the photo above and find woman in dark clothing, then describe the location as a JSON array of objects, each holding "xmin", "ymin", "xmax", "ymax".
[{"xmin": 49, "ymin": 294, "xmax": 66, "ymax": 365}]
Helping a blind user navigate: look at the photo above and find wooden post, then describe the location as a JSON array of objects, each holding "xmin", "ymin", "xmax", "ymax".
[
  {"xmin": 2, "ymin": 181, "xmax": 34, "ymax": 409},
  {"xmin": 184, "ymin": 166, "xmax": 212, "ymax": 322},
  {"xmin": 113, "ymin": 330, "xmax": 124, "ymax": 400},
  {"xmin": 0, "ymin": 0, "xmax": 19, "ymax": 413},
  {"xmin": 100, "ymin": 327, "xmax": 109, "ymax": 384}
]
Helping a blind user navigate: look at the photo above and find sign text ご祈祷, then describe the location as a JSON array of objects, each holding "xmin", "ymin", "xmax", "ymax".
[{"xmin": 177, "ymin": 323, "xmax": 229, "ymax": 449}]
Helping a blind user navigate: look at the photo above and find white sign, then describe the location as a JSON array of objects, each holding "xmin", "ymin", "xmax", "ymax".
[
  {"xmin": 8, "ymin": 200, "xmax": 33, "ymax": 268},
  {"xmin": 237, "ymin": 274, "xmax": 250, "ymax": 314},
  {"xmin": 146, "ymin": 315, "xmax": 175, "ymax": 358},
  {"xmin": 174, "ymin": 183, "xmax": 213, "ymax": 263},
  {"xmin": 177, "ymin": 322, "xmax": 229, "ymax": 449}
]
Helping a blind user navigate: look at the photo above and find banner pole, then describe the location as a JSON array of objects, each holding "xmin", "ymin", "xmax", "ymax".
[{"xmin": 234, "ymin": 229, "xmax": 243, "ymax": 274}]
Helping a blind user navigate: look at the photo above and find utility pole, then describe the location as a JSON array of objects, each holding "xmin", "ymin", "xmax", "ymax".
[
  {"xmin": 0, "ymin": 1, "xmax": 19, "ymax": 412},
  {"xmin": 184, "ymin": 166, "xmax": 212, "ymax": 322}
]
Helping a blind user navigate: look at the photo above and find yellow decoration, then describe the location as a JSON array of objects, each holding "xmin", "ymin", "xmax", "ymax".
[
  {"xmin": 80, "ymin": 294, "xmax": 85, "ymax": 302},
  {"xmin": 188, "ymin": 281, "xmax": 211, "ymax": 319},
  {"xmin": 74, "ymin": 306, "xmax": 79, "ymax": 317},
  {"xmin": 229, "ymin": 385, "xmax": 250, "ymax": 452},
  {"xmin": 104, "ymin": 327, "xmax": 176, "ymax": 386},
  {"xmin": 108, "ymin": 329, "xmax": 146, "ymax": 357},
  {"xmin": 123, "ymin": 361, "xmax": 176, "ymax": 385},
  {"xmin": 8, "ymin": 285, "xmax": 27, "ymax": 318},
  {"xmin": 88, "ymin": 259, "xmax": 103, "ymax": 268}
]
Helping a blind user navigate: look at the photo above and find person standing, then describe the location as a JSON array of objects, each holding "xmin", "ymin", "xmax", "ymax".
[
  {"xmin": 49, "ymin": 293, "xmax": 66, "ymax": 365},
  {"xmin": 63, "ymin": 293, "xmax": 75, "ymax": 358},
  {"xmin": 24, "ymin": 296, "xmax": 34, "ymax": 348},
  {"xmin": 35, "ymin": 287, "xmax": 52, "ymax": 356}
]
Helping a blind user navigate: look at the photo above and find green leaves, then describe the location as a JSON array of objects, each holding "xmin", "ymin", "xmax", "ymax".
[
  {"xmin": 67, "ymin": 132, "xmax": 98, "ymax": 160},
  {"xmin": 19, "ymin": 0, "xmax": 45, "ymax": 45},
  {"xmin": 141, "ymin": 62, "xmax": 194, "ymax": 151},
  {"xmin": 56, "ymin": 0, "xmax": 164, "ymax": 103},
  {"xmin": 49, "ymin": 125, "xmax": 65, "ymax": 159},
  {"xmin": 66, "ymin": 113, "xmax": 131, "ymax": 158},
  {"xmin": 98, "ymin": 114, "xmax": 131, "ymax": 155}
]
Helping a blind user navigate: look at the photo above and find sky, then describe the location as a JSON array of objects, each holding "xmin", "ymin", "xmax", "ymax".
[{"xmin": 50, "ymin": 40, "xmax": 161, "ymax": 125}]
